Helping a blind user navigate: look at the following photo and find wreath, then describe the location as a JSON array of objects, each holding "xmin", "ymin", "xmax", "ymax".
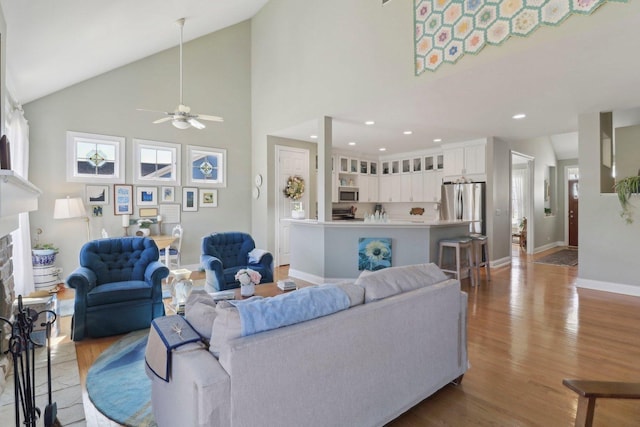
[{"xmin": 284, "ymin": 175, "xmax": 305, "ymax": 200}]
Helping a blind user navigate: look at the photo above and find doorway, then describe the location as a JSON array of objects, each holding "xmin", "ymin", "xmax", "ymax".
[
  {"xmin": 275, "ymin": 145, "xmax": 309, "ymax": 266},
  {"xmin": 511, "ymin": 152, "xmax": 534, "ymax": 254},
  {"xmin": 567, "ymin": 167, "xmax": 579, "ymax": 247}
]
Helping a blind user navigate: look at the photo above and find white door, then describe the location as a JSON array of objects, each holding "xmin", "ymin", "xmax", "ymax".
[{"xmin": 276, "ymin": 146, "xmax": 309, "ymax": 266}]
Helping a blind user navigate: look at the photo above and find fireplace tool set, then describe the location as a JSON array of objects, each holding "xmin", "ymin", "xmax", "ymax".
[{"xmin": 0, "ymin": 295, "xmax": 59, "ymax": 427}]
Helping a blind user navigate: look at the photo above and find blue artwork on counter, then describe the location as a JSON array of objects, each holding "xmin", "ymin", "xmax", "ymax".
[{"xmin": 358, "ymin": 237, "xmax": 392, "ymax": 271}]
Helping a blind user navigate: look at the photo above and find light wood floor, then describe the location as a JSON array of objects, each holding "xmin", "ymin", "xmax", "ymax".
[{"xmin": 59, "ymin": 248, "xmax": 640, "ymax": 426}]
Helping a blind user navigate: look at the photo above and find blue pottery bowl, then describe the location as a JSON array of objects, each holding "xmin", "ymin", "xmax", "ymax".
[{"xmin": 32, "ymin": 253, "xmax": 57, "ymax": 266}]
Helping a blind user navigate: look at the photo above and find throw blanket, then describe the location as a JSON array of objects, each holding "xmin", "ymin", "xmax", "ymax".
[
  {"xmin": 230, "ymin": 285, "xmax": 350, "ymax": 336},
  {"xmin": 145, "ymin": 315, "xmax": 203, "ymax": 382}
]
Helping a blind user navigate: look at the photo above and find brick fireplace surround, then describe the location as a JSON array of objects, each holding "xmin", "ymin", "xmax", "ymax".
[{"xmin": 0, "ymin": 233, "xmax": 13, "ymax": 392}]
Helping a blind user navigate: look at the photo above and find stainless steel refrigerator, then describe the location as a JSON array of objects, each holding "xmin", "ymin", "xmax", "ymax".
[{"xmin": 440, "ymin": 182, "xmax": 486, "ymax": 235}]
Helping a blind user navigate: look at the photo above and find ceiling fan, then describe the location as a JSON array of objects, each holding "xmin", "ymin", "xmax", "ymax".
[{"xmin": 138, "ymin": 18, "xmax": 223, "ymax": 130}]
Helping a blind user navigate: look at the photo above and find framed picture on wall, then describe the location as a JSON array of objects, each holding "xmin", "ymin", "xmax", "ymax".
[
  {"xmin": 199, "ymin": 189, "xmax": 218, "ymax": 207},
  {"xmin": 161, "ymin": 186, "xmax": 175, "ymax": 203},
  {"xmin": 136, "ymin": 186, "xmax": 158, "ymax": 206},
  {"xmin": 182, "ymin": 187, "xmax": 198, "ymax": 212},
  {"xmin": 85, "ymin": 185, "xmax": 109, "ymax": 205},
  {"xmin": 113, "ymin": 184, "xmax": 133, "ymax": 215}
]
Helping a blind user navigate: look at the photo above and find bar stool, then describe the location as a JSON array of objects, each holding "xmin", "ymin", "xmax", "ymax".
[
  {"xmin": 438, "ymin": 237, "xmax": 475, "ymax": 286},
  {"xmin": 470, "ymin": 234, "xmax": 490, "ymax": 285}
]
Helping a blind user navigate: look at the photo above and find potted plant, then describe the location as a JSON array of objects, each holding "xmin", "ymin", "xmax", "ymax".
[
  {"xmin": 32, "ymin": 243, "xmax": 59, "ymax": 266},
  {"xmin": 136, "ymin": 219, "xmax": 153, "ymax": 237},
  {"xmin": 614, "ymin": 176, "xmax": 640, "ymax": 224}
]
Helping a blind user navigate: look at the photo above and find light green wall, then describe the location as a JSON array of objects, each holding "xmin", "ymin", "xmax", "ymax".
[
  {"xmin": 579, "ymin": 108, "xmax": 640, "ymax": 293},
  {"xmin": 24, "ymin": 21, "xmax": 252, "ymax": 275}
]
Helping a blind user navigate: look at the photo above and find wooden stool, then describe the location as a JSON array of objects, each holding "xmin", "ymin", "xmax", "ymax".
[
  {"xmin": 470, "ymin": 234, "xmax": 490, "ymax": 285},
  {"xmin": 438, "ymin": 237, "xmax": 475, "ymax": 286}
]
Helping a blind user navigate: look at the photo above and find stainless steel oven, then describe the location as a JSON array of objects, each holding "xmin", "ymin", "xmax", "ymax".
[{"xmin": 338, "ymin": 187, "xmax": 359, "ymax": 202}]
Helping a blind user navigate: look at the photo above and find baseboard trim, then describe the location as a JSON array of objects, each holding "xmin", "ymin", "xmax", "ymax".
[
  {"xmin": 287, "ymin": 269, "xmax": 326, "ymax": 285},
  {"xmin": 534, "ymin": 241, "xmax": 564, "ymax": 254},
  {"xmin": 576, "ymin": 278, "xmax": 640, "ymax": 297},
  {"xmin": 490, "ymin": 256, "xmax": 511, "ymax": 269}
]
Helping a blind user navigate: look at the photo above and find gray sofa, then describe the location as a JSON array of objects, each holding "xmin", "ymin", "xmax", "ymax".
[{"xmin": 149, "ymin": 263, "xmax": 468, "ymax": 427}]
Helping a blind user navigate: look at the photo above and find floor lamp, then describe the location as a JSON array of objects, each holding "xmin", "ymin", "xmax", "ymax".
[{"xmin": 53, "ymin": 196, "xmax": 90, "ymax": 241}]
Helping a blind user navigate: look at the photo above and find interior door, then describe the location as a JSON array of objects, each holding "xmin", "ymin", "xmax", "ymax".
[
  {"xmin": 276, "ymin": 146, "xmax": 309, "ymax": 266},
  {"xmin": 568, "ymin": 179, "xmax": 579, "ymax": 246}
]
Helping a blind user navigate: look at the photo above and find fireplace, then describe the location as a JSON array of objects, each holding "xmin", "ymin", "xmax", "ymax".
[{"xmin": 0, "ymin": 170, "xmax": 42, "ymax": 391}]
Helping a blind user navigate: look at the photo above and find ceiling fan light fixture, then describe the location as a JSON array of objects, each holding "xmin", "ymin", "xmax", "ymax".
[{"xmin": 172, "ymin": 118, "xmax": 190, "ymax": 129}]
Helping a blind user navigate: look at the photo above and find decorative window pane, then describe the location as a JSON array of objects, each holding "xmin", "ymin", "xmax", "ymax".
[
  {"xmin": 133, "ymin": 139, "xmax": 180, "ymax": 185},
  {"xmin": 187, "ymin": 145, "xmax": 227, "ymax": 187},
  {"xmin": 66, "ymin": 131, "xmax": 125, "ymax": 183}
]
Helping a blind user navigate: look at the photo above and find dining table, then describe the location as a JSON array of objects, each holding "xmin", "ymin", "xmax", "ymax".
[{"xmin": 150, "ymin": 234, "xmax": 177, "ymax": 267}]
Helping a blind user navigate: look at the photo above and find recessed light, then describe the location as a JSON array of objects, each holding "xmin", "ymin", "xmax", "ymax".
[
  {"xmin": 348, "ymin": 141, "xmax": 356, "ymax": 146},
  {"xmin": 365, "ymin": 120, "xmax": 375, "ymax": 125},
  {"xmin": 310, "ymin": 135, "xmax": 318, "ymax": 139},
  {"xmin": 512, "ymin": 113, "xmax": 526, "ymax": 120},
  {"xmin": 433, "ymin": 138, "xmax": 442, "ymax": 142},
  {"xmin": 379, "ymin": 147, "xmax": 386, "ymax": 152},
  {"xmin": 403, "ymin": 131, "xmax": 413, "ymax": 135}
]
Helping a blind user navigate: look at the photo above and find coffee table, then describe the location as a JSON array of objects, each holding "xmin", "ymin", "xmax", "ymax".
[{"xmin": 164, "ymin": 276, "xmax": 310, "ymax": 314}]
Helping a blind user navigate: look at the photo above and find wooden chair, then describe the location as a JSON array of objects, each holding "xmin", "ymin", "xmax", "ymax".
[
  {"xmin": 519, "ymin": 217, "xmax": 527, "ymax": 250},
  {"xmin": 563, "ymin": 379, "xmax": 640, "ymax": 426}
]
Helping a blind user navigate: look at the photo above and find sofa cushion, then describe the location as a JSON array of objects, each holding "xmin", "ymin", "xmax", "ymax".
[
  {"xmin": 210, "ymin": 286, "xmax": 352, "ymax": 358},
  {"xmin": 185, "ymin": 290, "xmax": 217, "ymax": 340},
  {"xmin": 354, "ymin": 263, "xmax": 448, "ymax": 302},
  {"xmin": 87, "ymin": 280, "xmax": 151, "ymax": 306},
  {"xmin": 210, "ymin": 299, "xmax": 244, "ymax": 358},
  {"xmin": 326, "ymin": 283, "xmax": 364, "ymax": 307}
]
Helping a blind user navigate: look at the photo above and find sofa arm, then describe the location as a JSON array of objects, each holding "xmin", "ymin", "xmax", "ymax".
[
  {"xmin": 66, "ymin": 267, "xmax": 97, "ymax": 296},
  {"xmin": 201, "ymin": 254, "xmax": 225, "ymax": 291},
  {"xmin": 145, "ymin": 261, "xmax": 170, "ymax": 285},
  {"xmin": 151, "ymin": 348, "xmax": 230, "ymax": 427}
]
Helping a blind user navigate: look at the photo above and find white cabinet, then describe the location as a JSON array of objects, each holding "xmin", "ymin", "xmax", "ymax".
[
  {"xmin": 379, "ymin": 175, "xmax": 402, "ymax": 202},
  {"xmin": 359, "ymin": 175, "xmax": 378, "ymax": 202},
  {"xmin": 400, "ymin": 172, "xmax": 424, "ymax": 202},
  {"xmin": 332, "ymin": 172, "xmax": 338, "ymax": 203},
  {"xmin": 442, "ymin": 142, "xmax": 485, "ymax": 179},
  {"xmin": 423, "ymin": 170, "xmax": 443, "ymax": 202},
  {"xmin": 379, "ymin": 175, "xmax": 392, "ymax": 202},
  {"xmin": 464, "ymin": 144, "xmax": 486, "ymax": 175}
]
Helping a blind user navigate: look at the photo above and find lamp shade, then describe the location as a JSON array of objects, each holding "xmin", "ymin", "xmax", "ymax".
[{"xmin": 53, "ymin": 196, "xmax": 87, "ymax": 219}]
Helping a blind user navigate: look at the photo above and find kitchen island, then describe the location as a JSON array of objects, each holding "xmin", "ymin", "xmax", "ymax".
[{"xmin": 285, "ymin": 219, "xmax": 471, "ymax": 283}]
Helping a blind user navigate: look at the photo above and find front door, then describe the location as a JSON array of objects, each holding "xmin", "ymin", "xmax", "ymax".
[
  {"xmin": 275, "ymin": 146, "xmax": 309, "ymax": 266},
  {"xmin": 568, "ymin": 179, "xmax": 579, "ymax": 246}
]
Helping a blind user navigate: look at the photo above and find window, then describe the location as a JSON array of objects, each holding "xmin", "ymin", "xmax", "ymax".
[
  {"xmin": 66, "ymin": 131, "xmax": 125, "ymax": 183},
  {"xmin": 133, "ymin": 139, "xmax": 180, "ymax": 185},
  {"xmin": 187, "ymin": 145, "xmax": 227, "ymax": 187}
]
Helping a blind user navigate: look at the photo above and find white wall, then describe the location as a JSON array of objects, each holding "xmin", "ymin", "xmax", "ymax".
[{"xmin": 24, "ymin": 21, "xmax": 253, "ymax": 276}]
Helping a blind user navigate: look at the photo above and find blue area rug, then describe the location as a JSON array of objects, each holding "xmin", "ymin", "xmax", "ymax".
[{"xmin": 86, "ymin": 329, "xmax": 155, "ymax": 426}]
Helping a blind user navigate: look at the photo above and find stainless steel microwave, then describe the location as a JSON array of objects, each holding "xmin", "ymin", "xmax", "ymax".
[{"xmin": 339, "ymin": 187, "xmax": 359, "ymax": 202}]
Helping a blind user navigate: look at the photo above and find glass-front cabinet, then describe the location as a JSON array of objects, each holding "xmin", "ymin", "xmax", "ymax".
[{"xmin": 360, "ymin": 160, "xmax": 368, "ymax": 174}]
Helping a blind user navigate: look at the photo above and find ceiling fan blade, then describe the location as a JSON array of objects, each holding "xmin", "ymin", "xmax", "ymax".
[
  {"xmin": 195, "ymin": 114, "xmax": 224, "ymax": 122},
  {"xmin": 137, "ymin": 108, "xmax": 170, "ymax": 114},
  {"xmin": 153, "ymin": 116, "xmax": 174, "ymax": 124},
  {"xmin": 187, "ymin": 118, "xmax": 206, "ymax": 129}
]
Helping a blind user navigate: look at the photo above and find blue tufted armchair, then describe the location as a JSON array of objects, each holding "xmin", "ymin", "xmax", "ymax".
[
  {"xmin": 201, "ymin": 232, "xmax": 274, "ymax": 291},
  {"xmin": 66, "ymin": 237, "xmax": 169, "ymax": 341}
]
